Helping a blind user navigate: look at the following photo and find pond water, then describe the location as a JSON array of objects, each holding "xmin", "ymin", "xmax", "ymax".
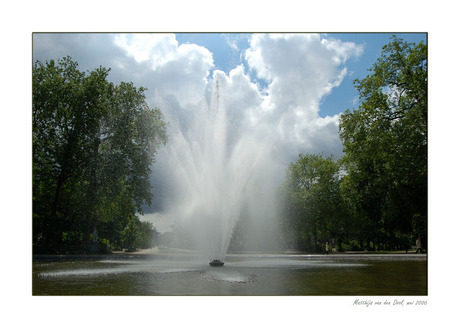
[{"xmin": 32, "ymin": 252, "xmax": 427, "ymax": 296}]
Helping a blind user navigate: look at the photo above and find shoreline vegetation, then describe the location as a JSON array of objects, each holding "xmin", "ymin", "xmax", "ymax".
[{"xmin": 32, "ymin": 246, "xmax": 427, "ymax": 261}]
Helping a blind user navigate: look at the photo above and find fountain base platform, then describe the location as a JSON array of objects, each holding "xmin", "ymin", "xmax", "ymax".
[{"xmin": 209, "ymin": 259, "xmax": 224, "ymax": 267}]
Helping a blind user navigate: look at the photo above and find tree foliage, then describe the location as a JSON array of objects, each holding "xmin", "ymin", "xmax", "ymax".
[
  {"xmin": 33, "ymin": 56, "xmax": 167, "ymax": 253},
  {"xmin": 280, "ymin": 36, "xmax": 427, "ymax": 252},
  {"xmin": 339, "ymin": 36, "xmax": 427, "ymax": 250},
  {"xmin": 281, "ymin": 154, "xmax": 346, "ymax": 251}
]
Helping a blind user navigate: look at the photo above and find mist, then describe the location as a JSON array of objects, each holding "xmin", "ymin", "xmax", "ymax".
[{"xmin": 148, "ymin": 70, "xmax": 285, "ymax": 257}]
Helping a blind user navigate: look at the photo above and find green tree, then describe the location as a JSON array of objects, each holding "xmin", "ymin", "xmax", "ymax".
[
  {"xmin": 33, "ymin": 57, "xmax": 112, "ymax": 249},
  {"xmin": 339, "ymin": 36, "xmax": 427, "ymax": 250},
  {"xmin": 33, "ymin": 56, "xmax": 167, "ymax": 253},
  {"xmin": 120, "ymin": 216, "xmax": 141, "ymax": 251},
  {"xmin": 138, "ymin": 221, "xmax": 159, "ymax": 249},
  {"xmin": 282, "ymin": 153, "xmax": 346, "ymax": 252}
]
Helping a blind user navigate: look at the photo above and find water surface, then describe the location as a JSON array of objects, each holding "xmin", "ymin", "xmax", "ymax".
[{"xmin": 33, "ymin": 253, "xmax": 427, "ymax": 296}]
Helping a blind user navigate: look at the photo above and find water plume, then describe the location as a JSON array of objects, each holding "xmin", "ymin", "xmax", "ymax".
[{"xmin": 156, "ymin": 75, "xmax": 279, "ymax": 261}]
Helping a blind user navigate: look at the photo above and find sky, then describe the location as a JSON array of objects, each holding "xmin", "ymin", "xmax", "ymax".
[{"xmin": 32, "ymin": 33, "xmax": 427, "ymax": 230}]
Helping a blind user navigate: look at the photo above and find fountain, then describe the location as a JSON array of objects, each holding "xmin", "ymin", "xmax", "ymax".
[
  {"xmin": 157, "ymin": 75, "xmax": 274, "ymax": 264},
  {"xmin": 209, "ymin": 259, "xmax": 225, "ymax": 267}
]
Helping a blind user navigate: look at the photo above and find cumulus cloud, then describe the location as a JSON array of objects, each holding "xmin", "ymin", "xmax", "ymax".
[
  {"xmin": 113, "ymin": 34, "xmax": 214, "ymax": 108},
  {"xmin": 244, "ymin": 33, "xmax": 363, "ymax": 156},
  {"xmin": 113, "ymin": 34, "xmax": 179, "ymax": 68}
]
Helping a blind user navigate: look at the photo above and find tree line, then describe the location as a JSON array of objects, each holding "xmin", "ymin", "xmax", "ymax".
[
  {"xmin": 280, "ymin": 36, "xmax": 427, "ymax": 253},
  {"xmin": 33, "ymin": 56, "xmax": 167, "ymax": 254}
]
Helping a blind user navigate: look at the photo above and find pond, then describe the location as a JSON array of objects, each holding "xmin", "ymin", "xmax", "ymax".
[{"xmin": 32, "ymin": 251, "xmax": 427, "ymax": 296}]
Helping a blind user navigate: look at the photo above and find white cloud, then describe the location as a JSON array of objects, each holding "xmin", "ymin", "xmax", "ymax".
[
  {"xmin": 244, "ymin": 33, "xmax": 362, "ymax": 155},
  {"xmin": 113, "ymin": 34, "xmax": 179, "ymax": 69},
  {"xmin": 113, "ymin": 34, "xmax": 215, "ymax": 109}
]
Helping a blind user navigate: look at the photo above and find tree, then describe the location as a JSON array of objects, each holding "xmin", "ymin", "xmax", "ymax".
[
  {"xmin": 139, "ymin": 221, "xmax": 159, "ymax": 249},
  {"xmin": 339, "ymin": 36, "xmax": 427, "ymax": 250},
  {"xmin": 281, "ymin": 153, "xmax": 346, "ymax": 252},
  {"xmin": 33, "ymin": 57, "xmax": 112, "ymax": 249},
  {"xmin": 33, "ymin": 56, "xmax": 167, "ymax": 253}
]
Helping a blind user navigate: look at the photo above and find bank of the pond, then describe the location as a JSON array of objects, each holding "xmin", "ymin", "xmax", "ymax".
[
  {"xmin": 33, "ymin": 247, "xmax": 427, "ymax": 262},
  {"xmin": 32, "ymin": 247, "xmax": 160, "ymax": 261}
]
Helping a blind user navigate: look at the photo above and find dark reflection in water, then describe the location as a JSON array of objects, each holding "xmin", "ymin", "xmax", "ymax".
[{"xmin": 32, "ymin": 254, "xmax": 427, "ymax": 296}]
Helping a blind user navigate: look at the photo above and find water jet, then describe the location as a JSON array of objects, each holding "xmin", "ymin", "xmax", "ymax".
[{"xmin": 158, "ymin": 75, "xmax": 275, "ymax": 263}]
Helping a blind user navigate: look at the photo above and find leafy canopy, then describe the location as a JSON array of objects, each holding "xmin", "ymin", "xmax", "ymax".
[{"xmin": 33, "ymin": 56, "xmax": 167, "ymax": 253}]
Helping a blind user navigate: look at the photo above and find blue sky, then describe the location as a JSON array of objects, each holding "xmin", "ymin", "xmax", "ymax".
[{"xmin": 321, "ymin": 33, "xmax": 427, "ymax": 116}]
